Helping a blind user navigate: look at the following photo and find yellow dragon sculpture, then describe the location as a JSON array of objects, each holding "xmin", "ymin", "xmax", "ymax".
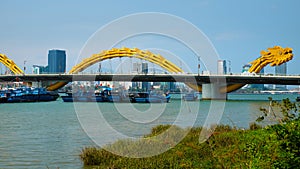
[
  {"xmin": 249, "ymin": 46, "xmax": 293, "ymax": 73},
  {"xmin": 223, "ymin": 46, "xmax": 293, "ymax": 93}
]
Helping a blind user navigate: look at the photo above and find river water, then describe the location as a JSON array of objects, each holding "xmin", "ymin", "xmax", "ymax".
[{"xmin": 0, "ymin": 94, "xmax": 298, "ymax": 168}]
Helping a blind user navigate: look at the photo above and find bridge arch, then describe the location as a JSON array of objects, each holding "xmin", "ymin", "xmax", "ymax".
[
  {"xmin": 47, "ymin": 47, "xmax": 191, "ymax": 91},
  {"xmin": 0, "ymin": 54, "xmax": 24, "ymax": 75},
  {"xmin": 69, "ymin": 47, "xmax": 184, "ymax": 74}
]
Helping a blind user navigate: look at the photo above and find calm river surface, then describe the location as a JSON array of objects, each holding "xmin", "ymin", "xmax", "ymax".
[{"xmin": 0, "ymin": 94, "xmax": 298, "ymax": 168}]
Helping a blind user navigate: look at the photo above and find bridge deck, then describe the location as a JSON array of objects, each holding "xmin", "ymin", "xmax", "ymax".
[{"xmin": 0, "ymin": 74, "xmax": 300, "ymax": 85}]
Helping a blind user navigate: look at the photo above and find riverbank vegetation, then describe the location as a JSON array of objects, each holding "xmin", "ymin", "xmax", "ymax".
[{"xmin": 80, "ymin": 98, "xmax": 300, "ymax": 168}]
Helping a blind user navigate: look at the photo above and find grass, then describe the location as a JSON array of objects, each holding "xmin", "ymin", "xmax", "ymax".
[
  {"xmin": 80, "ymin": 121, "xmax": 300, "ymax": 168},
  {"xmin": 80, "ymin": 98, "xmax": 300, "ymax": 168}
]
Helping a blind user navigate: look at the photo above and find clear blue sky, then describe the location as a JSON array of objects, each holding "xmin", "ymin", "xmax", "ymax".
[{"xmin": 1, "ymin": 0, "xmax": 299, "ymax": 74}]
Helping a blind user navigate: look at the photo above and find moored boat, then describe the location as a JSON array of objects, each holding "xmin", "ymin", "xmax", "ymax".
[
  {"xmin": 129, "ymin": 92, "xmax": 170, "ymax": 103},
  {"xmin": 61, "ymin": 92, "xmax": 106, "ymax": 102},
  {"xmin": 0, "ymin": 92, "xmax": 8, "ymax": 103},
  {"xmin": 61, "ymin": 87, "xmax": 127, "ymax": 102},
  {"xmin": 1, "ymin": 87, "xmax": 59, "ymax": 103}
]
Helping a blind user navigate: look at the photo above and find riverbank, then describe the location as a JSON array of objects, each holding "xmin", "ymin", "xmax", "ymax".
[
  {"xmin": 0, "ymin": 96, "xmax": 298, "ymax": 168},
  {"xmin": 80, "ymin": 118, "xmax": 300, "ymax": 168}
]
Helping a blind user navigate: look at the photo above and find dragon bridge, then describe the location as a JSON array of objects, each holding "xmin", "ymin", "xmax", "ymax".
[{"xmin": 0, "ymin": 46, "xmax": 294, "ymax": 93}]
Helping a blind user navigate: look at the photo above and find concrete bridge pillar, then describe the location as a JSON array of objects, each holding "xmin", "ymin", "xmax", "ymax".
[{"xmin": 202, "ymin": 83, "xmax": 227, "ymax": 100}]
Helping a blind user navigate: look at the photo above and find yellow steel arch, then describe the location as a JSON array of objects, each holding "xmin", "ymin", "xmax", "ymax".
[
  {"xmin": 0, "ymin": 54, "xmax": 24, "ymax": 75},
  {"xmin": 48, "ymin": 47, "xmax": 198, "ymax": 91},
  {"xmin": 69, "ymin": 47, "xmax": 183, "ymax": 74}
]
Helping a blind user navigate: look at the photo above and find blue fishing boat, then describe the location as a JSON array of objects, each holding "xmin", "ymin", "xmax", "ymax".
[
  {"xmin": 129, "ymin": 92, "xmax": 171, "ymax": 103},
  {"xmin": 0, "ymin": 92, "xmax": 8, "ymax": 103},
  {"xmin": 0, "ymin": 87, "xmax": 59, "ymax": 103},
  {"xmin": 61, "ymin": 87, "xmax": 127, "ymax": 102}
]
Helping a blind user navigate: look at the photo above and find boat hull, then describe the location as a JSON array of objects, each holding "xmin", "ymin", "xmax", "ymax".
[
  {"xmin": 61, "ymin": 95, "xmax": 127, "ymax": 102},
  {"xmin": 7, "ymin": 94, "xmax": 59, "ymax": 103},
  {"xmin": 1, "ymin": 87, "xmax": 59, "ymax": 103},
  {"xmin": 129, "ymin": 92, "xmax": 171, "ymax": 103}
]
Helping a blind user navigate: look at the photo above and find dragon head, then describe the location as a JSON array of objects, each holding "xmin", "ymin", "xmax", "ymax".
[{"xmin": 248, "ymin": 46, "xmax": 293, "ymax": 73}]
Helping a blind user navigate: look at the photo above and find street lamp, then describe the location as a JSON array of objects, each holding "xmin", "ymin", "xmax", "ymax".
[
  {"xmin": 198, "ymin": 56, "xmax": 200, "ymax": 76},
  {"xmin": 24, "ymin": 60, "xmax": 27, "ymax": 74},
  {"xmin": 98, "ymin": 62, "xmax": 101, "ymax": 74}
]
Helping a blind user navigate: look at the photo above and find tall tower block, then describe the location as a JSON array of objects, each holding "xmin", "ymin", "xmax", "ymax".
[{"xmin": 48, "ymin": 49, "xmax": 66, "ymax": 73}]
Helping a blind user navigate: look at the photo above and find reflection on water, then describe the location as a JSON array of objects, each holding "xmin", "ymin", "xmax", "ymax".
[{"xmin": 0, "ymin": 94, "xmax": 297, "ymax": 168}]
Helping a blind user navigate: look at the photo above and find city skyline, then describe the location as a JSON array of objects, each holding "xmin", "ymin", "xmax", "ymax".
[{"xmin": 1, "ymin": 1, "xmax": 300, "ymax": 75}]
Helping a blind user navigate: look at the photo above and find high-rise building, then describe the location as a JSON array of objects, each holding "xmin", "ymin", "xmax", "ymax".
[
  {"xmin": 141, "ymin": 62, "xmax": 149, "ymax": 91},
  {"xmin": 275, "ymin": 63, "xmax": 287, "ymax": 75},
  {"xmin": 217, "ymin": 60, "xmax": 227, "ymax": 74},
  {"xmin": 167, "ymin": 82, "xmax": 176, "ymax": 92},
  {"xmin": 132, "ymin": 62, "xmax": 141, "ymax": 74},
  {"xmin": 275, "ymin": 63, "xmax": 287, "ymax": 90},
  {"xmin": 131, "ymin": 62, "xmax": 141, "ymax": 90},
  {"xmin": 142, "ymin": 62, "xmax": 148, "ymax": 74},
  {"xmin": 48, "ymin": 49, "xmax": 66, "ymax": 73}
]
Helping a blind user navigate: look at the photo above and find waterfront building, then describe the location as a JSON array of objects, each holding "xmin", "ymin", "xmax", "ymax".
[
  {"xmin": 31, "ymin": 65, "xmax": 49, "ymax": 87},
  {"xmin": 132, "ymin": 62, "xmax": 141, "ymax": 74},
  {"xmin": 131, "ymin": 62, "xmax": 141, "ymax": 90},
  {"xmin": 142, "ymin": 62, "xmax": 148, "ymax": 74},
  {"xmin": 32, "ymin": 65, "xmax": 48, "ymax": 74},
  {"xmin": 141, "ymin": 62, "xmax": 149, "ymax": 91},
  {"xmin": 217, "ymin": 60, "xmax": 227, "ymax": 74},
  {"xmin": 168, "ymin": 82, "xmax": 176, "ymax": 92},
  {"xmin": 275, "ymin": 63, "xmax": 287, "ymax": 90},
  {"xmin": 48, "ymin": 49, "xmax": 66, "ymax": 73},
  {"xmin": 275, "ymin": 63, "xmax": 287, "ymax": 75}
]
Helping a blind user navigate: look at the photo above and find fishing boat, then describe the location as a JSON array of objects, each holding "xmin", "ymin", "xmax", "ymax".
[
  {"xmin": 61, "ymin": 92, "xmax": 99, "ymax": 102},
  {"xmin": 1, "ymin": 87, "xmax": 59, "ymax": 103},
  {"xmin": 0, "ymin": 92, "xmax": 8, "ymax": 103},
  {"xmin": 61, "ymin": 87, "xmax": 127, "ymax": 102},
  {"xmin": 129, "ymin": 92, "xmax": 171, "ymax": 103}
]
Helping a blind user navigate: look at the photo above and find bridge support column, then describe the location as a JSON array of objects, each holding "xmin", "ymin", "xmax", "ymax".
[{"xmin": 202, "ymin": 83, "xmax": 227, "ymax": 100}]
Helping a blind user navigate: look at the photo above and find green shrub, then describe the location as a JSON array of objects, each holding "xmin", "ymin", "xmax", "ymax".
[
  {"xmin": 268, "ymin": 119, "xmax": 300, "ymax": 168},
  {"xmin": 249, "ymin": 122, "xmax": 262, "ymax": 130},
  {"xmin": 80, "ymin": 99, "xmax": 300, "ymax": 168}
]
